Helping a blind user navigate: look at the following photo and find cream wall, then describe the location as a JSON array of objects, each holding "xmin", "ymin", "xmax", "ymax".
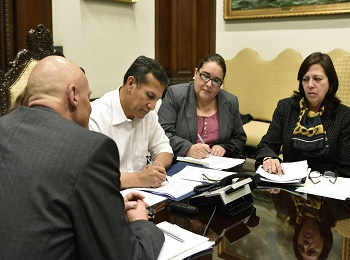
[
  {"xmin": 216, "ymin": 1, "xmax": 350, "ymax": 60},
  {"xmin": 52, "ymin": 0, "xmax": 155, "ymax": 99},
  {"xmin": 52, "ymin": 0, "xmax": 350, "ymax": 98}
]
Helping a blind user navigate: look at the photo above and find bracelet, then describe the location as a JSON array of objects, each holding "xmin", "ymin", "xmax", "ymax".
[{"xmin": 263, "ymin": 157, "xmax": 272, "ymax": 162}]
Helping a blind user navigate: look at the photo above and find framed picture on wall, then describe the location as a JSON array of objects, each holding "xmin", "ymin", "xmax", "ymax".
[
  {"xmin": 224, "ymin": 0, "xmax": 350, "ymax": 19},
  {"xmin": 84, "ymin": 0, "xmax": 138, "ymax": 3}
]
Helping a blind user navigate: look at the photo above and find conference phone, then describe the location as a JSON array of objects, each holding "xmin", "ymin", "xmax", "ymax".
[{"xmin": 189, "ymin": 172, "xmax": 259, "ymax": 216}]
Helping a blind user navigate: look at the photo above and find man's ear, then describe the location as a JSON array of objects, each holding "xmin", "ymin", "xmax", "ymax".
[
  {"xmin": 126, "ymin": 76, "xmax": 136, "ymax": 92},
  {"xmin": 68, "ymin": 84, "xmax": 78, "ymax": 108}
]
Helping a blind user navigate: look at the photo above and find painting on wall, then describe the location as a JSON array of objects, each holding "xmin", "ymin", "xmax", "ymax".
[
  {"xmin": 84, "ymin": 0, "xmax": 138, "ymax": 3},
  {"xmin": 224, "ymin": 0, "xmax": 350, "ymax": 19}
]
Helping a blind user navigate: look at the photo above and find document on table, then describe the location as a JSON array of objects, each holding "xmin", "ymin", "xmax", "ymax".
[
  {"xmin": 177, "ymin": 155, "xmax": 245, "ymax": 170},
  {"xmin": 172, "ymin": 165, "xmax": 237, "ymax": 183},
  {"xmin": 134, "ymin": 176, "xmax": 202, "ymax": 199},
  {"xmin": 256, "ymin": 160, "xmax": 309, "ymax": 184},
  {"xmin": 120, "ymin": 189, "xmax": 167, "ymax": 206},
  {"xmin": 156, "ymin": 221, "xmax": 214, "ymax": 260},
  {"xmin": 296, "ymin": 176, "xmax": 350, "ymax": 200}
]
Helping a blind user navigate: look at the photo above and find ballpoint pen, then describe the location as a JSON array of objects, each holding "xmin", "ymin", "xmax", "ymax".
[
  {"xmin": 197, "ymin": 133, "xmax": 205, "ymax": 144},
  {"xmin": 146, "ymin": 155, "xmax": 156, "ymax": 166},
  {"xmin": 197, "ymin": 134, "xmax": 211, "ymax": 155},
  {"xmin": 162, "ymin": 230, "xmax": 185, "ymax": 242},
  {"xmin": 146, "ymin": 155, "xmax": 168, "ymax": 181}
]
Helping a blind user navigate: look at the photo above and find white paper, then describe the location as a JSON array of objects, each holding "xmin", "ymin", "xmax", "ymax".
[
  {"xmin": 177, "ymin": 156, "xmax": 245, "ymax": 170},
  {"xmin": 120, "ymin": 189, "xmax": 167, "ymax": 206},
  {"xmin": 256, "ymin": 160, "xmax": 309, "ymax": 183},
  {"xmin": 296, "ymin": 176, "xmax": 350, "ymax": 200},
  {"xmin": 134, "ymin": 176, "xmax": 202, "ymax": 199},
  {"xmin": 176, "ymin": 155, "xmax": 223, "ymax": 167},
  {"xmin": 172, "ymin": 165, "xmax": 236, "ymax": 183},
  {"xmin": 156, "ymin": 221, "xmax": 212, "ymax": 260}
]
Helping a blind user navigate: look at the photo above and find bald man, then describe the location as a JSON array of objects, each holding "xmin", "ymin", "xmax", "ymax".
[{"xmin": 0, "ymin": 56, "xmax": 164, "ymax": 259}]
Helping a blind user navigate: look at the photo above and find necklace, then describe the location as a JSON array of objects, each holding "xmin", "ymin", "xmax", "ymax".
[{"xmin": 197, "ymin": 100, "xmax": 217, "ymax": 112}]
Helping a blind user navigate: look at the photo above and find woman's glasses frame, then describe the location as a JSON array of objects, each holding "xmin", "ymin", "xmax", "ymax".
[
  {"xmin": 198, "ymin": 70, "xmax": 223, "ymax": 87},
  {"xmin": 308, "ymin": 170, "xmax": 337, "ymax": 184}
]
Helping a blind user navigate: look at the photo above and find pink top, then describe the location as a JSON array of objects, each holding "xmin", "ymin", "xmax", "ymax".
[{"xmin": 197, "ymin": 111, "xmax": 219, "ymax": 146}]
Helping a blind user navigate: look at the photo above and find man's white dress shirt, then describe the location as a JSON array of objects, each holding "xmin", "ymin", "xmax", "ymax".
[{"xmin": 89, "ymin": 88, "xmax": 173, "ymax": 172}]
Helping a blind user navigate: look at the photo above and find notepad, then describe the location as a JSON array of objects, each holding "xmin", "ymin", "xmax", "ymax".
[
  {"xmin": 177, "ymin": 155, "xmax": 223, "ymax": 167},
  {"xmin": 134, "ymin": 176, "xmax": 202, "ymax": 199},
  {"xmin": 156, "ymin": 221, "xmax": 214, "ymax": 260},
  {"xmin": 256, "ymin": 160, "xmax": 309, "ymax": 184}
]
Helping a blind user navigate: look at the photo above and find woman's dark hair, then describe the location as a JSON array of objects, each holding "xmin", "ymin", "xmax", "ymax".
[
  {"xmin": 123, "ymin": 55, "xmax": 170, "ymax": 88},
  {"xmin": 292, "ymin": 52, "xmax": 340, "ymax": 116},
  {"xmin": 197, "ymin": 53, "xmax": 226, "ymax": 79},
  {"xmin": 293, "ymin": 218, "xmax": 333, "ymax": 260}
]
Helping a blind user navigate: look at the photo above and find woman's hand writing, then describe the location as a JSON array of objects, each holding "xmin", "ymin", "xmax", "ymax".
[{"xmin": 186, "ymin": 143, "xmax": 211, "ymax": 159}]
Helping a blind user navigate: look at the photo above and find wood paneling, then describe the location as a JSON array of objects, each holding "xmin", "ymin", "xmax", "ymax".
[
  {"xmin": 0, "ymin": 0, "xmax": 52, "ymax": 72},
  {"xmin": 155, "ymin": 0, "xmax": 216, "ymax": 85}
]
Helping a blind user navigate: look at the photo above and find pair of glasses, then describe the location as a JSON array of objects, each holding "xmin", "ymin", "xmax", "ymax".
[
  {"xmin": 308, "ymin": 171, "xmax": 337, "ymax": 184},
  {"xmin": 198, "ymin": 71, "xmax": 223, "ymax": 87}
]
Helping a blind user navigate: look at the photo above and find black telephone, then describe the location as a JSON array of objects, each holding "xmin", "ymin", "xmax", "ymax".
[{"xmin": 189, "ymin": 172, "xmax": 259, "ymax": 216}]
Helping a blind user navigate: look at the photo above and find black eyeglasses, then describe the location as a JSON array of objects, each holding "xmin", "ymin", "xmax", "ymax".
[
  {"xmin": 198, "ymin": 71, "xmax": 223, "ymax": 87},
  {"xmin": 308, "ymin": 170, "xmax": 337, "ymax": 184}
]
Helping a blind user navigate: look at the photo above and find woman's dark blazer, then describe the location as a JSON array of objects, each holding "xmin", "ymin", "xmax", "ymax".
[
  {"xmin": 255, "ymin": 97, "xmax": 350, "ymax": 177},
  {"xmin": 158, "ymin": 82, "xmax": 247, "ymax": 158}
]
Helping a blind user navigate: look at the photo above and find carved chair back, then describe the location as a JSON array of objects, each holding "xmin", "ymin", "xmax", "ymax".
[{"xmin": 0, "ymin": 24, "xmax": 64, "ymax": 116}]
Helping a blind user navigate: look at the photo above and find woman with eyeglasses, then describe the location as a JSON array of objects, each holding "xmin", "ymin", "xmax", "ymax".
[
  {"xmin": 158, "ymin": 53, "xmax": 246, "ymax": 160},
  {"xmin": 255, "ymin": 52, "xmax": 350, "ymax": 177}
]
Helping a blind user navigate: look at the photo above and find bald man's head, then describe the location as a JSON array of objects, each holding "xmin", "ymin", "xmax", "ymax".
[{"xmin": 27, "ymin": 56, "xmax": 91, "ymax": 128}]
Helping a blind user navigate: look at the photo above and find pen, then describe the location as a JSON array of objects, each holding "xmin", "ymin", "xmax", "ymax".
[
  {"xmin": 197, "ymin": 134, "xmax": 211, "ymax": 155},
  {"xmin": 197, "ymin": 133, "xmax": 205, "ymax": 144},
  {"xmin": 162, "ymin": 230, "xmax": 185, "ymax": 242},
  {"xmin": 146, "ymin": 155, "xmax": 156, "ymax": 166},
  {"xmin": 146, "ymin": 155, "xmax": 168, "ymax": 181}
]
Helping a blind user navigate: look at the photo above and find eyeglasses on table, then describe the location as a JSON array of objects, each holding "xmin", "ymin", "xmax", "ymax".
[{"xmin": 308, "ymin": 170, "xmax": 337, "ymax": 184}]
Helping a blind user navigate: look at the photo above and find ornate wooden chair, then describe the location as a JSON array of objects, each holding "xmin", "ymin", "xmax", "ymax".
[{"xmin": 0, "ymin": 24, "xmax": 63, "ymax": 116}]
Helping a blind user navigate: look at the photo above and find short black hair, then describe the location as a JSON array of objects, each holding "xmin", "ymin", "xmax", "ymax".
[{"xmin": 123, "ymin": 55, "xmax": 170, "ymax": 88}]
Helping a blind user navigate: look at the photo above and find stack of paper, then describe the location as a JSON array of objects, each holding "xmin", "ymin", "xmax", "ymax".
[
  {"xmin": 296, "ymin": 177, "xmax": 350, "ymax": 200},
  {"xmin": 157, "ymin": 221, "xmax": 214, "ymax": 260},
  {"xmin": 256, "ymin": 160, "xmax": 309, "ymax": 184},
  {"xmin": 177, "ymin": 155, "xmax": 245, "ymax": 170},
  {"xmin": 172, "ymin": 165, "xmax": 236, "ymax": 183},
  {"xmin": 134, "ymin": 176, "xmax": 202, "ymax": 199}
]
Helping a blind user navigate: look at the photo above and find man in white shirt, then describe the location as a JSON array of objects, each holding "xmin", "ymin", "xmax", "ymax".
[{"xmin": 89, "ymin": 56, "xmax": 173, "ymax": 188}]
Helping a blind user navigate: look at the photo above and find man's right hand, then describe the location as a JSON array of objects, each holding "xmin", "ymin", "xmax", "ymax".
[
  {"xmin": 125, "ymin": 199, "xmax": 148, "ymax": 222},
  {"xmin": 139, "ymin": 164, "xmax": 167, "ymax": 187}
]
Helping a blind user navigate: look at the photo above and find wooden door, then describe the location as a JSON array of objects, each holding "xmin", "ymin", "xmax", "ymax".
[
  {"xmin": 155, "ymin": 0, "xmax": 216, "ymax": 85},
  {"xmin": 0, "ymin": 0, "xmax": 52, "ymax": 72}
]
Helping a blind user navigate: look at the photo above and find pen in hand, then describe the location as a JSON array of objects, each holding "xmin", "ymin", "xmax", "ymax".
[
  {"xmin": 146, "ymin": 155, "xmax": 168, "ymax": 181},
  {"xmin": 197, "ymin": 134, "xmax": 211, "ymax": 155},
  {"xmin": 146, "ymin": 155, "xmax": 156, "ymax": 166}
]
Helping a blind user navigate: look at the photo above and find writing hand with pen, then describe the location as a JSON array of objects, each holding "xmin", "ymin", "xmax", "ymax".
[
  {"xmin": 185, "ymin": 134, "xmax": 226, "ymax": 159},
  {"xmin": 139, "ymin": 156, "xmax": 168, "ymax": 188}
]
